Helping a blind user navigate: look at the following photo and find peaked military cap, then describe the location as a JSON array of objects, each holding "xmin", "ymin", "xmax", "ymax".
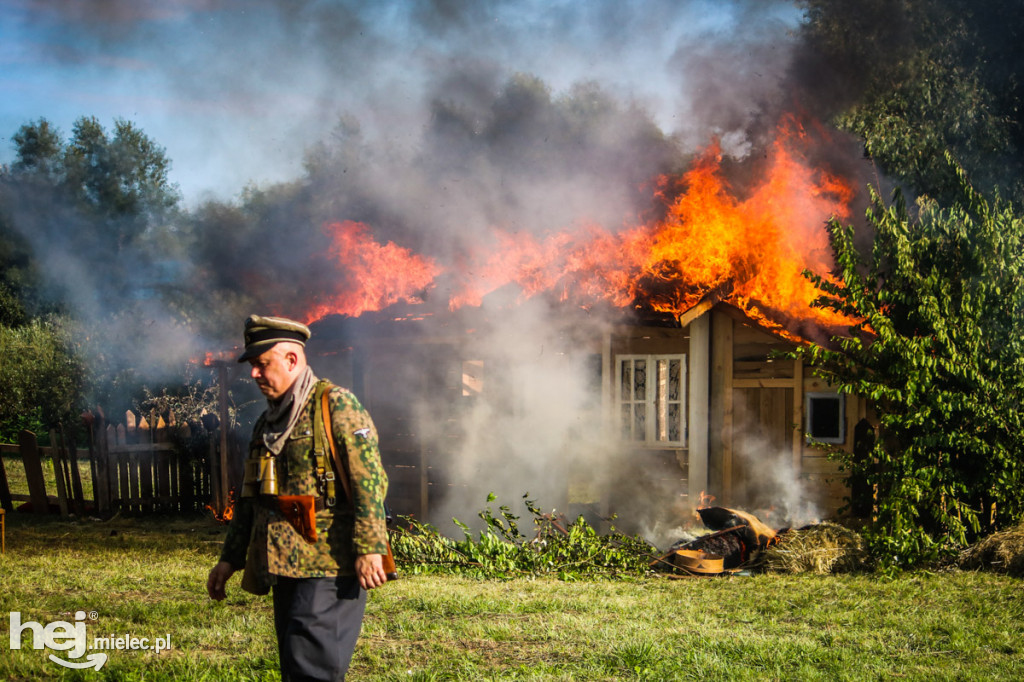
[{"xmin": 237, "ymin": 314, "xmax": 311, "ymax": 362}]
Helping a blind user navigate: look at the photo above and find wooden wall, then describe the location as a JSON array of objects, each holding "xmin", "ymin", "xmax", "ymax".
[
  {"xmin": 708, "ymin": 308, "xmax": 856, "ymax": 517},
  {"xmin": 310, "ymin": 305, "xmax": 860, "ymax": 529}
]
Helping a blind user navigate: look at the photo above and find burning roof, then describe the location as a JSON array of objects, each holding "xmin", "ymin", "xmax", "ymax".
[{"xmin": 299, "ymin": 115, "xmax": 859, "ymax": 343}]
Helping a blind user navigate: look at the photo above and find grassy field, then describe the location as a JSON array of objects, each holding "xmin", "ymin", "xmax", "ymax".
[{"xmin": 1, "ymin": 513, "xmax": 1022, "ymax": 681}]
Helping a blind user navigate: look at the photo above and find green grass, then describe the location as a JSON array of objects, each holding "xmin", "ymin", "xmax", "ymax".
[{"xmin": 1, "ymin": 513, "xmax": 1022, "ymax": 680}]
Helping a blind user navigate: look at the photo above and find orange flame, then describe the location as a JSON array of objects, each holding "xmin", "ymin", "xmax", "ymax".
[
  {"xmin": 634, "ymin": 123, "xmax": 854, "ymax": 330},
  {"xmin": 697, "ymin": 490, "xmax": 717, "ymax": 509},
  {"xmin": 192, "ymin": 350, "xmax": 239, "ymax": 367},
  {"xmin": 303, "ymin": 220, "xmax": 441, "ymax": 323},
  {"xmin": 307, "ymin": 116, "xmax": 858, "ymax": 338},
  {"xmin": 207, "ymin": 489, "xmax": 235, "ymax": 523}
]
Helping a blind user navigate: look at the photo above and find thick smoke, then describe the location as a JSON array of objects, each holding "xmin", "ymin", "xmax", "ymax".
[
  {"xmin": 732, "ymin": 437, "xmax": 823, "ymax": 531},
  {"xmin": 0, "ymin": 168, "xmax": 206, "ymax": 411},
  {"xmin": 421, "ymin": 299, "xmax": 615, "ymax": 537},
  {"xmin": 6, "ymin": 0, "xmax": 806, "ymax": 201},
  {"xmin": 4, "ymin": 0, "xmax": 870, "ymax": 537}
]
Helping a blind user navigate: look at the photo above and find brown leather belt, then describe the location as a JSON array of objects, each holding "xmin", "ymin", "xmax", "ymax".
[{"xmin": 255, "ymin": 495, "xmax": 328, "ymax": 512}]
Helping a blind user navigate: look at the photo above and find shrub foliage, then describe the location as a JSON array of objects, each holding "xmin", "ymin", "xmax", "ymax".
[
  {"xmin": 798, "ymin": 161, "xmax": 1024, "ymax": 566},
  {"xmin": 0, "ymin": 315, "xmax": 86, "ymax": 442},
  {"xmin": 391, "ymin": 494, "xmax": 659, "ymax": 580}
]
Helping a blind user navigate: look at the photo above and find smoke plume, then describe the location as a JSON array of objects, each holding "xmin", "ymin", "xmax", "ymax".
[{"xmin": 3, "ymin": 0, "xmax": 878, "ymax": 537}]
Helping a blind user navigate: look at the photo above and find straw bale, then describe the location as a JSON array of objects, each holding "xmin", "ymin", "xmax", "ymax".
[
  {"xmin": 760, "ymin": 522, "xmax": 868, "ymax": 574},
  {"xmin": 958, "ymin": 523, "xmax": 1024, "ymax": 577}
]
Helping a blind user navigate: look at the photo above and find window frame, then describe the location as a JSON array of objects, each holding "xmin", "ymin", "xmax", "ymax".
[
  {"xmin": 615, "ymin": 353, "xmax": 687, "ymax": 448},
  {"xmin": 805, "ymin": 391, "xmax": 846, "ymax": 444}
]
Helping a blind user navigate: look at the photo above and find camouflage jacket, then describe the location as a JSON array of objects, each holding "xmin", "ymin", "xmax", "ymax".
[{"xmin": 219, "ymin": 380, "xmax": 389, "ymax": 594}]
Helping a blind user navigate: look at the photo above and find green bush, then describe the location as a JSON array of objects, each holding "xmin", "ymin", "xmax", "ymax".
[
  {"xmin": 799, "ymin": 161, "xmax": 1024, "ymax": 567},
  {"xmin": 0, "ymin": 315, "xmax": 86, "ymax": 442}
]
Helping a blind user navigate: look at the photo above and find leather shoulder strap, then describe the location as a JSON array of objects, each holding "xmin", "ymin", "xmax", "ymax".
[{"xmin": 321, "ymin": 385, "xmax": 355, "ymax": 505}]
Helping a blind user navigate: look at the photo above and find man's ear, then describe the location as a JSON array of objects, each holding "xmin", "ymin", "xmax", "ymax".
[{"xmin": 284, "ymin": 349, "xmax": 299, "ymax": 370}]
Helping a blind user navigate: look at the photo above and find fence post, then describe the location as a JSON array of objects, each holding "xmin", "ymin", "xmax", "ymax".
[
  {"xmin": 138, "ymin": 413, "xmax": 154, "ymax": 513},
  {"xmin": 169, "ymin": 419, "xmax": 181, "ymax": 512},
  {"xmin": 218, "ymin": 363, "xmax": 230, "ymax": 515},
  {"xmin": 92, "ymin": 412, "xmax": 110, "ymax": 514},
  {"xmin": 49, "ymin": 429, "xmax": 70, "ymax": 517},
  {"xmin": 64, "ymin": 427, "xmax": 86, "ymax": 516},
  {"xmin": 175, "ymin": 422, "xmax": 191, "ymax": 511},
  {"xmin": 115, "ymin": 423, "xmax": 128, "ymax": 512},
  {"xmin": 19, "ymin": 430, "xmax": 50, "ymax": 515},
  {"xmin": 155, "ymin": 413, "xmax": 171, "ymax": 511},
  {"xmin": 0, "ymin": 452, "xmax": 13, "ymax": 512},
  {"xmin": 84, "ymin": 412, "xmax": 102, "ymax": 514}
]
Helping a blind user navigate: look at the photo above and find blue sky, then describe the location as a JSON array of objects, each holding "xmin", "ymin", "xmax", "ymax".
[{"xmin": 0, "ymin": 0, "xmax": 803, "ymax": 205}]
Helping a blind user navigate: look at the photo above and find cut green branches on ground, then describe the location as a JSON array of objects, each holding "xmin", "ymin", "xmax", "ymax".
[{"xmin": 391, "ymin": 494, "xmax": 658, "ymax": 580}]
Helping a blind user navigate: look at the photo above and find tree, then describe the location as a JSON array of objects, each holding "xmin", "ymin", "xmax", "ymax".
[
  {"xmin": 796, "ymin": 0, "xmax": 1024, "ymax": 204},
  {"xmin": 798, "ymin": 161, "xmax": 1024, "ymax": 566},
  {"xmin": 61, "ymin": 117, "xmax": 179, "ymax": 249},
  {"xmin": 1, "ymin": 116, "xmax": 181, "ymax": 308},
  {"xmin": 0, "ymin": 213, "xmax": 44, "ymax": 315},
  {"xmin": 0, "ymin": 283, "xmax": 28, "ymax": 328},
  {"xmin": 11, "ymin": 118, "xmax": 62, "ymax": 180},
  {"xmin": 0, "ymin": 117, "xmax": 187, "ymax": 429}
]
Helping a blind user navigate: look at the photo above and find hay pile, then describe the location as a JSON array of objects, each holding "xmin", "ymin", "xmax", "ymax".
[
  {"xmin": 760, "ymin": 522, "xmax": 868, "ymax": 574},
  {"xmin": 958, "ymin": 523, "xmax": 1024, "ymax": 577}
]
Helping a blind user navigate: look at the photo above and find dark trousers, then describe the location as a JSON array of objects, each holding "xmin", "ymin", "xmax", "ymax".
[{"xmin": 272, "ymin": 576, "xmax": 366, "ymax": 682}]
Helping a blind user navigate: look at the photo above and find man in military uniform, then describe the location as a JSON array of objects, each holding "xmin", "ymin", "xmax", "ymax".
[{"xmin": 207, "ymin": 315, "xmax": 389, "ymax": 681}]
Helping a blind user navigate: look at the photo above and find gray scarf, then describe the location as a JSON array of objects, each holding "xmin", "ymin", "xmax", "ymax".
[{"xmin": 260, "ymin": 366, "xmax": 318, "ymax": 455}]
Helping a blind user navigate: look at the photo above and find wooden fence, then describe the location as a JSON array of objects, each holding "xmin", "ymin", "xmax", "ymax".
[
  {"xmin": 0, "ymin": 432, "xmax": 62, "ymax": 515},
  {"xmin": 0, "ymin": 410, "xmax": 236, "ymax": 517},
  {"xmin": 87, "ymin": 410, "xmax": 219, "ymax": 515}
]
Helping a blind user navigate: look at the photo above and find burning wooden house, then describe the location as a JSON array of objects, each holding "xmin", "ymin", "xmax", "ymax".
[
  {"xmin": 284, "ymin": 124, "xmax": 869, "ymax": 536},
  {"xmin": 305, "ymin": 293, "xmax": 866, "ymax": 535}
]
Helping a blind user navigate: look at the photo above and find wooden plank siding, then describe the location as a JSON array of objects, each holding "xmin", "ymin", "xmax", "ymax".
[
  {"xmin": 302, "ymin": 302, "xmax": 862, "ymax": 530},
  {"xmin": 709, "ymin": 308, "xmax": 854, "ymax": 516}
]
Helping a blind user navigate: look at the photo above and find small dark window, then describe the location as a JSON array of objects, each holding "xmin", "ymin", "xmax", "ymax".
[{"xmin": 806, "ymin": 392, "xmax": 845, "ymax": 444}]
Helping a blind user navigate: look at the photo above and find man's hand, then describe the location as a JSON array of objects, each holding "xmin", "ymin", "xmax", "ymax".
[
  {"xmin": 355, "ymin": 553, "xmax": 387, "ymax": 590},
  {"xmin": 207, "ymin": 561, "xmax": 236, "ymax": 601}
]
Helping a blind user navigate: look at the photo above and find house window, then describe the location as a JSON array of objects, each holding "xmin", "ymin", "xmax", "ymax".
[
  {"xmin": 616, "ymin": 354, "xmax": 686, "ymax": 446},
  {"xmin": 806, "ymin": 392, "xmax": 845, "ymax": 444}
]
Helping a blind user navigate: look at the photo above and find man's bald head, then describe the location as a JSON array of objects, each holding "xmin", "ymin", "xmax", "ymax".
[{"xmin": 248, "ymin": 341, "xmax": 308, "ymax": 401}]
